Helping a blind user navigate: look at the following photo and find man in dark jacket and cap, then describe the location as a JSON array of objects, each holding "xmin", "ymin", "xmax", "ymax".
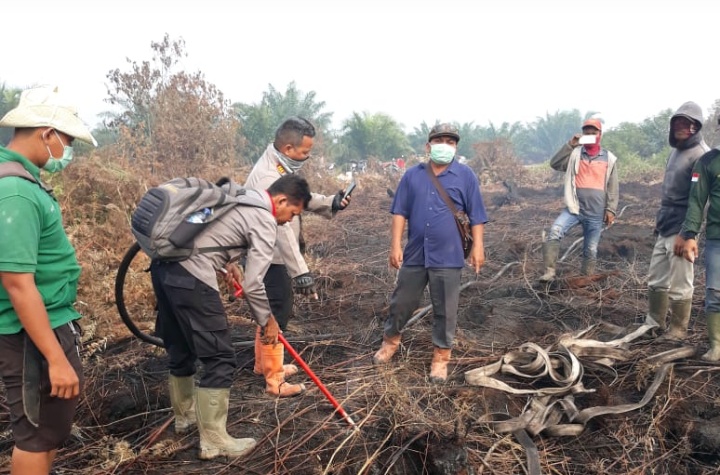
[{"xmin": 646, "ymin": 101, "xmax": 709, "ymax": 339}]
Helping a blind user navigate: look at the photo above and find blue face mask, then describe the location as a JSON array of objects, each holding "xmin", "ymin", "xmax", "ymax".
[
  {"xmin": 429, "ymin": 143, "xmax": 456, "ymax": 165},
  {"xmin": 43, "ymin": 131, "xmax": 74, "ymax": 173}
]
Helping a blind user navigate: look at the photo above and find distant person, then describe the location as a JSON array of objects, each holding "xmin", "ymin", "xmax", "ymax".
[
  {"xmin": 646, "ymin": 102, "xmax": 708, "ymax": 339},
  {"xmin": 539, "ymin": 118, "xmax": 619, "ymax": 281},
  {"xmin": 373, "ymin": 123, "xmax": 487, "ymax": 383},
  {"xmin": 150, "ymin": 174, "xmax": 311, "ymax": 459},
  {"xmin": 680, "ymin": 116, "xmax": 720, "ymax": 361},
  {"xmin": 243, "ymin": 117, "xmax": 352, "ymax": 397},
  {"xmin": 0, "ymin": 86, "xmax": 97, "ymax": 475}
]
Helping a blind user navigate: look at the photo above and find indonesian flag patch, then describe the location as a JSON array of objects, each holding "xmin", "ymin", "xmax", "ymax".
[{"xmin": 692, "ymin": 172, "xmax": 699, "ymax": 182}]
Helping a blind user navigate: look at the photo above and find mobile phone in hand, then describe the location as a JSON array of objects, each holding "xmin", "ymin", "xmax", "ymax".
[
  {"xmin": 579, "ymin": 135, "xmax": 597, "ymax": 145},
  {"xmin": 342, "ymin": 181, "xmax": 356, "ymax": 201}
]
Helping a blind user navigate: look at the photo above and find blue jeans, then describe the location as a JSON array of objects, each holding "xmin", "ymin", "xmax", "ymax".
[
  {"xmin": 547, "ymin": 209, "xmax": 604, "ymax": 259},
  {"xmin": 704, "ymin": 239, "xmax": 720, "ymax": 313}
]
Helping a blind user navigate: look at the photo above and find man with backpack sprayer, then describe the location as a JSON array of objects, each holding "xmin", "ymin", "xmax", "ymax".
[{"xmin": 139, "ymin": 174, "xmax": 311, "ymax": 460}]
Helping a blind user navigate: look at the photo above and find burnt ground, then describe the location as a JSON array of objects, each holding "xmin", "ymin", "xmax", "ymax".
[{"xmin": 3, "ymin": 176, "xmax": 720, "ymax": 474}]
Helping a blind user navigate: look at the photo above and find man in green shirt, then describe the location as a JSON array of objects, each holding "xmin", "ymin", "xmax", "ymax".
[
  {"xmin": 0, "ymin": 86, "xmax": 96, "ymax": 475},
  {"xmin": 680, "ymin": 118, "xmax": 720, "ymax": 362}
]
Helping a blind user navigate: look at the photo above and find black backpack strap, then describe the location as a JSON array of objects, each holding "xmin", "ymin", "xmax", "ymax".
[{"xmin": 215, "ymin": 176, "xmax": 231, "ymax": 187}]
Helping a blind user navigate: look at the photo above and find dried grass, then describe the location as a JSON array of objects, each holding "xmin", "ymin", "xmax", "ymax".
[{"xmin": 1, "ymin": 161, "xmax": 719, "ymax": 475}]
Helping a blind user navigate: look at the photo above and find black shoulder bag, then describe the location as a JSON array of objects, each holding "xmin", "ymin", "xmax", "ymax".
[{"xmin": 426, "ymin": 165, "xmax": 473, "ymax": 258}]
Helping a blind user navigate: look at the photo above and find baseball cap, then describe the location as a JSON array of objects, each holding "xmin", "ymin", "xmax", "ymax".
[
  {"xmin": 0, "ymin": 86, "xmax": 97, "ymax": 146},
  {"xmin": 582, "ymin": 118, "xmax": 603, "ymax": 132},
  {"xmin": 428, "ymin": 123, "xmax": 460, "ymax": 142}
]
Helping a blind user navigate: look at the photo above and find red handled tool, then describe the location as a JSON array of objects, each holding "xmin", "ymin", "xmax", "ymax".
[
  {"xmin": 225, "ymin": 273, "xmax": 357, "ymax": 429},
  {"xmin": 278, "ymin": 333, "xmax": 357, "ymax": 428},
  {"xmin": 219, "ymin": 268, "xmax": 244, "ymax": 300}
]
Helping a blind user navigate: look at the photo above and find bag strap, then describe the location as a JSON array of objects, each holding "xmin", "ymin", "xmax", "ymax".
[
  {"xmin": 0, "ymin": 161, "xmax": 38, "ymax": 183},
  {"xmin": 0, "ymin": 161, "xmax": 55, "ymax": 198},
  {"xmin": 195, "ymin": 184, "xmax": 266, "ymax": 255},
  {"xmin": 426, "ymin": 163, "xmax": 459, "ymax": 216}
]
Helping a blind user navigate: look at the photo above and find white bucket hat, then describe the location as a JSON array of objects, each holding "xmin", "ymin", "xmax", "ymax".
[{"xmin": 0, "ymin": 86, "xmax": 97, "ymax": 146}]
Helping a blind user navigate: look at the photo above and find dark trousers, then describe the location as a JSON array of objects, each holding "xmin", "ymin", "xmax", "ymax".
[
  {"xmin": 384, "ymin": 266, "xmax": 462, "ymax": 348},
  {"xmin": 264, "ymin": 264, "xmax": 294, "ymax": 331},
  {"xmin": 150, "ymin": 261, "xmax": 236, "ymax": 388},
  {"xmin": 0, "ymin": 323, "xmax": 83, "ymax": 452}
]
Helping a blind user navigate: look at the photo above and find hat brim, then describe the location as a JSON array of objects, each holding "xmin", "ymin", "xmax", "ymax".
[
  {"xmin": 581, "ymin": 120, "xmax": 603, "ymax": 132},
  {"xmin": 0, "ymin": 107, "xmax": 97, "ymax": 146},
  {"xmin": 428, "ymin": 133, "xmax": 460, "ymax": 142}
]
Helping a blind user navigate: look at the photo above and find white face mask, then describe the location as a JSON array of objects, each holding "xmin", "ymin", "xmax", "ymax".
[
  {"xmin": 43, "ymin": 130, "xmax": 74, "ymax": 173},
  {"xmin": 429, "ymin": 143, "xmax": 456, "ymax": 164}
]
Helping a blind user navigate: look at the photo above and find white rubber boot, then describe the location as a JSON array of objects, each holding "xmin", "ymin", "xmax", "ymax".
[
  {"xmin": 195, "ymin": 388, "xmax": 257, "ymax": 460},
  {"xmin": 169, "ymin": 375, "xmax": 196, "ymax": 434}
]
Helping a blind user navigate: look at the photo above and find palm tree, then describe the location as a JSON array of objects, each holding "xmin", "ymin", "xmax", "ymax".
[
  {"xmin": 514, "ymin": 109, "xmax": 584, "ymax": 164},
  {"xmin": 337, "ymin": 112, "xmax": 412, "ymax": 165},
  {"xmin": 233, "ymin": 82, "xmax": 333, "ymax": 163}
]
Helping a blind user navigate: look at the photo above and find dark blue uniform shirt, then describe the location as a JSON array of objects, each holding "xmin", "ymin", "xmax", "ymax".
[{"xmin": 391, "ymin": 160, "xmax": 488, "ymax": 268}]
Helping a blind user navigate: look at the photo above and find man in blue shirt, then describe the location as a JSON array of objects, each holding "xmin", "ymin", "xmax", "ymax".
[{"xmin": 373, "ymin": 123, "xmax": 488, "ymax": 382}]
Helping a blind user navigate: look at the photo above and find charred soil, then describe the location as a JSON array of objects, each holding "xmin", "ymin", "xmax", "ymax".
[{"xmin": 2, "ymin": 171, "xmax": 719, "ymax": 475}]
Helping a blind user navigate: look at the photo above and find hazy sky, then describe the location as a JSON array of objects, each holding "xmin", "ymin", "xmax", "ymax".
[{"xmin": 4, "ymin": 0, "xmax": 719, "ymax": 132}]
